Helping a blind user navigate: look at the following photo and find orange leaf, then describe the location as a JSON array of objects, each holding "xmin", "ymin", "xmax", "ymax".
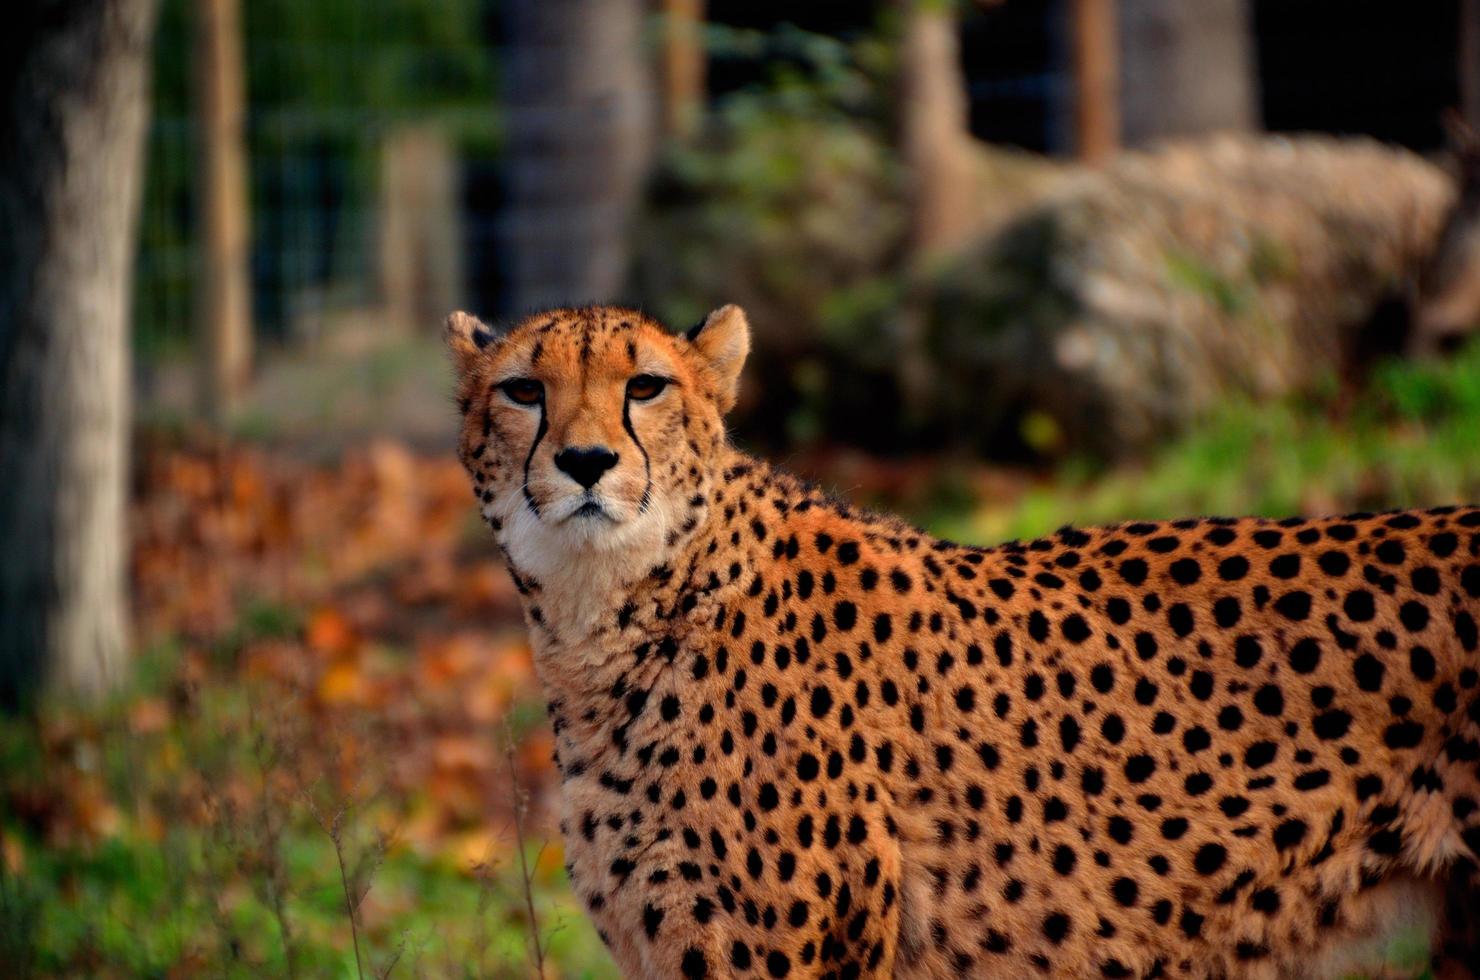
[{"xmin": 305, "ymin": 606, "xmax": 357, "ymax": 658}]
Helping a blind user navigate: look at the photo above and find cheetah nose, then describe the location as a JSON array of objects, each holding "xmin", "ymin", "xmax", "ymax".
[{"xmin": 554, "ymin": 446, "xmax": 619, "ymax": 489}]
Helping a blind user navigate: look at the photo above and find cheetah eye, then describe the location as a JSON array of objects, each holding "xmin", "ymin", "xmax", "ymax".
[
  {"xmin": 499, "ymin": 377, "xmax": 543, "ymax": 406},
  {"xmin": 626, "ymin": 374, "xmax": 669, "ymax": 401}
]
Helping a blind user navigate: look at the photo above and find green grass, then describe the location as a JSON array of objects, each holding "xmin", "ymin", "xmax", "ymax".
[
  {"xmin": 931, "ymin": 341, "xmax": 1480, "ymax": 546},
  {"xmin": 0, "ymin": 645, "xmax": 615, "ymax": 979}
]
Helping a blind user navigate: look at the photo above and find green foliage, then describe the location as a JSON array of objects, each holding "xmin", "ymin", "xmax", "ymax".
[
  {"xmin": 632, "ymin": 23, "xmax": 907, "ymax": 447},
  {"xmin": 1164, "ymin": 250, "xmax": 1251, "ymax": 315},
  {"xmin": 937, "ymin": 342, "xmax": 1480, "ymax": 545}
]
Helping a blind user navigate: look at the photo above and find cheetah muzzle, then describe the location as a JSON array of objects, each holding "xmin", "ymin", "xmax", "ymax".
[{"xmin": 447, "ymin": 304, "xmax": 1480, "ymax": 979}]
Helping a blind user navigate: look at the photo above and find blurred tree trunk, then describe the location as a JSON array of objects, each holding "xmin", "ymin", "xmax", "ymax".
[
  {"xmin": 1463, "ymin": 0, "xmax": 1480, "ymax": 135},
  {"xmin": 0, "ymin": 0, "xmax": 160, "ymax": 708},
  {"xmin": 1118, "ymin": 0, "xmax": 1259, "ymax": 147},
  {"xmin": 194, "ymin": 0, "xmax": 251, "ymax": 421},
  {"xmin": 660, "ymin": 0, "xmax": 705, "ymax": 141},
  {"xmin": 899, "ymin": 0, "xmax": 977, "ymax": 258},
  {"xmin": 897, "ymin": 0, "xmax": 979, "ymax": 418},
  {"xmin": 1072, "ymin": 0, "xmax": 1119, "ymax": 165},
  {"xmin": 502, "ymin": 0, "xmax": 653, "ymax": 311}
]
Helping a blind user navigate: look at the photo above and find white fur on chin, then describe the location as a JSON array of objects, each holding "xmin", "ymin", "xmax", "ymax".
[{"xmin": 488, "ymin": 487, "xmax": 684, "ymax": 651}]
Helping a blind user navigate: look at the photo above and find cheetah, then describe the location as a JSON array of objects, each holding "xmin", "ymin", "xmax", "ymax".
[{"xmin": 446, "ymin": 304, "xmax": 1480, "ymax": 979}]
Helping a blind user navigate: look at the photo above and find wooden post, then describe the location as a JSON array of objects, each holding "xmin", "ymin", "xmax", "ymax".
[
  {"xmin": 1118, "ymin": 0, "xmax": 1258, "ymax": 146},
  {"xmin": 195, "ymin": 0, "xmax": 252, "ymax": 422},
  {"xmin": 379, "ymin": 126, "xmax": 464, "ymax": 334},
  {"xmin": 661, "ymin": 0, "xmax": 705, "ymax": 140},
  {"xmin": 1072, "ymin": 0, "xmax": 1119, "ymax": 165}
]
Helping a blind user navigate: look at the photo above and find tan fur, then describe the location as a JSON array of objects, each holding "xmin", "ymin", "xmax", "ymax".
[{"xmin": 448, "ymin": 305, "xmax": 1480, "ymax": 979}]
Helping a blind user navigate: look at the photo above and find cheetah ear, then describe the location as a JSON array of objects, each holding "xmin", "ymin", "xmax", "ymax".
[
  {"xmin": 685, "ymin": 304, "xmax": 750, "ymax": 413},
  {"xmin": 444, "ymin": 310, "xmax": 498, "ymax": 378}
]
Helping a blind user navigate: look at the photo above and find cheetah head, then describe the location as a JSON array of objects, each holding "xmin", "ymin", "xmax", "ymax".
[{"xmin": 447, "ymin": 304, "xmax": 749, "ymax": 588}]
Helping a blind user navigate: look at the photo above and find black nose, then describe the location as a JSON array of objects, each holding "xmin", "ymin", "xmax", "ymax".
[{"xmin": 554, "ymin": 446, "xmax": 619, "ymax": 489}]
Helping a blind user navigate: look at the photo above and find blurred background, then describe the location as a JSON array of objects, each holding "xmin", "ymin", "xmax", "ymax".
[{"xmin": 2, "ymin": 0, "xmax": 1480, "ymax": 976}]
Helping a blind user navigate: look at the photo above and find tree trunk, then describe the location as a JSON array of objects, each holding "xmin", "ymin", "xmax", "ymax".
[
  {"xmin": 897, "ymin": 1, "xmax": 979, "ymax": 419},
  {"xmin": 660, "ymin": 0, "xmax": 705, "ymax": 141},
  {"xmin": 1071, "ymin": 0, "xmax": 1120, "ymax": 165},
  {"xmin": 0, "ymin": 0, "xmax": 159, "ymax": 708},
  {"xmin": 194, "ymin": 0, "xmax": 251, "ymax": 422},
  {"xmin": 1118, "ymin": 0, "xmax": 1258, "ymax": 147},
  {"xmin": 502, "ymin": 0, "xmax": 653, "ymax": 311},
  {"xmin": 899, "ymin": 0, "xmax": 978, "ymax": 258}
]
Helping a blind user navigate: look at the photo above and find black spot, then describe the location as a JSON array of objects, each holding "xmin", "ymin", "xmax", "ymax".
[
  {"xmin": 1213, "ymin": 597, "xmax": 1242, "ymax": 628},
  {"xmin": 1091, "ymin": 664, "xmax": 1115, "ymax": 693},
  {"xmin": 1289, "ymin": 638, "xmax": 1321, "ymax": 674},
  {"xmin": 1344, "ymin": 591, "xmax": 1376, "ymax": 622},
  {"xmin": 1274, "ymin": 591, "xmax": 1312, "ymax": 621},
  {"xmin": 1218, "ymin": 556, "xmax": 1250, "ymax": 581},
  {"xmin": 1042, "ymin": 912, "xmax": 1071, "ymax": 944},
  {"xmin": 1193, "ymin": 843, "xmax": 1227, "ymax": 875},
  {"xmin": 1124, "ymin": 755, "xmax": 1156, "ymax": 783},
  {"xmin": 1376, "ymin": 540, "xmax": 1406, "ymax": 565},
  {"xmin": 1273, "ymin": 819, "xmax": 1308, "ymax": 850},
  {"xmin": 644, "ymin": 904, "xmax": 665, "ymax": 939},
  {"xmin": 1313, "ymin": 710, "xmax": 1352, "ymax": 740},
  {"xmin": 1399, "ymin": 601, "xmax": 1429, "ymax": 633},
  {"xmin": 1119, "ymin": 559, "xmax": 1148, "ymax": 585},
  {"xmin": 1244, "ymin": 741, "xmax": 1277, "ymax": 768},
  {"xmin": 1293, "ymin": 770, "xmax": 1330, "ymax": 791},
  {"xmin": 1269, "ymin": 554, "xmax": 1301, "ymax": 579},
  {"xmin": 1353, "ymin": 654, "xmax": 1385, "ymax": 692},
  {"xmin": 1410, "ymin": 646, "xmax": 1437, "ymax": 681},
  {"xmin": 810, "ymin": 686, "xmax": 833, "ymax": 719},
  {"xmin": 1169, "ymin": 559, "xmax": 1202, "ymax": 585},
  {"xmin": 1318, "ymin": 551, "xmax": 1350, "ymax": 576},
  {"xmin": 1383, "ymin": 721, "xmax": 1425, "ymax": 749},
  {"xmin": 1061, "ymin": 614, "xmax": 1091, "ymax": 644},
  {"xmin": 1111, "ymin": 877, "xmax": 1139, "ymax": 906},
  {"xmin": 682, "ymin": 948, "xmax": 709, "ymax": 978},
  {"xmin": 1250, "ymin": 888, "xmax": 1281, "ymax": 914},
  {"xmin": 1254, "ymin": 684, "xmax": 1284, "ymax": 716}
]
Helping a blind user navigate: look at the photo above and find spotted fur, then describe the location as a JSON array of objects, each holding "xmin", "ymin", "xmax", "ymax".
[{"xmin": 447, "ymin": 305, "xmax": 1480, "ymax": 979}]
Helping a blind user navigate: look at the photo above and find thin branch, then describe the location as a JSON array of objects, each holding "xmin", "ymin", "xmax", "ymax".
[
  {"xmin": 329, "ymin": 812, "xmax": 367, "ymax": 980},
  {"xmin": 505, "ymin": 737, "xmax": 546, "ymax": 979}
]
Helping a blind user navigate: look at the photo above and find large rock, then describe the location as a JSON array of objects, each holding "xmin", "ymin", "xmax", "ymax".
[{"xmin": 926, "ymin": 136, "xmax": 1456, "ymax": 456}]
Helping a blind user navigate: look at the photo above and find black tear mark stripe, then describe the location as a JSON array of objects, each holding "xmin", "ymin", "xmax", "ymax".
[
  {"xmin": 623, "ymin": 395, "xmax": 653, "ymax": 514},
  {"xmin": 523, "ymin": 397, "xmax": 548, "ymax": 516}
]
